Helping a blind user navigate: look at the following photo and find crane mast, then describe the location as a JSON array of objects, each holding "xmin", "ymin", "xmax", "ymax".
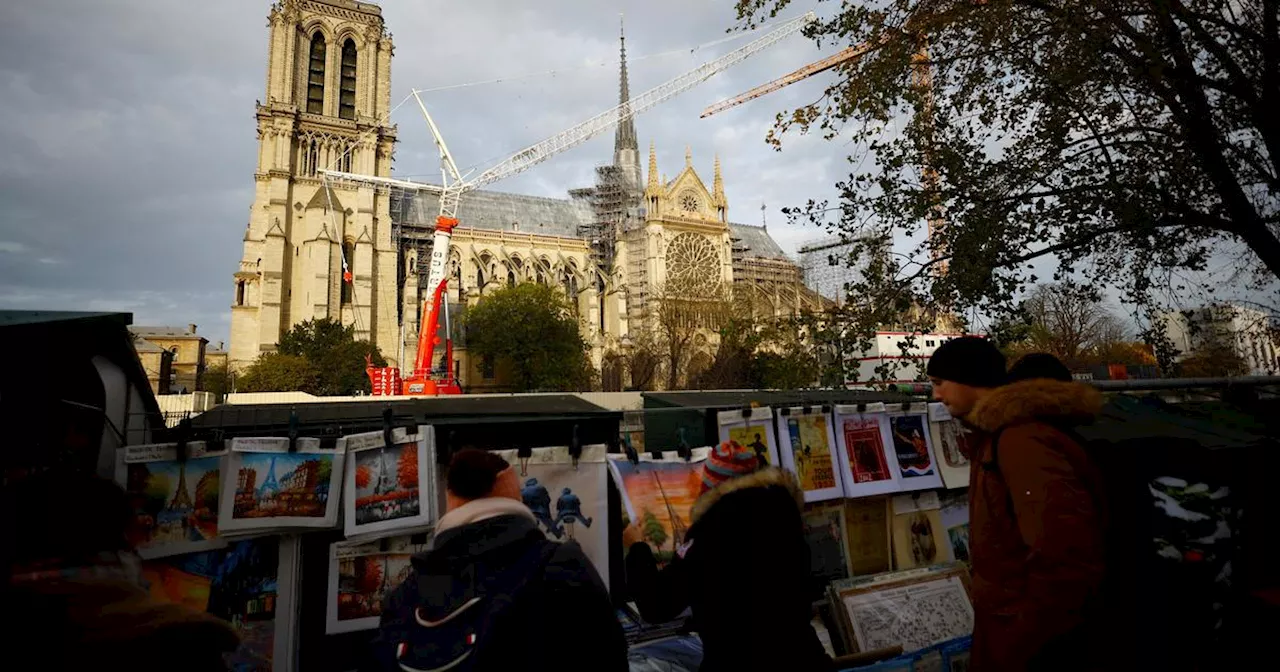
[{"xmin": 321, "ymin": 11, "xmax": 816, "ymax": 395}]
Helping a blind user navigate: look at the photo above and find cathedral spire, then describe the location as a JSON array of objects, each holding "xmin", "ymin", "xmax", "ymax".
[
  {"xmin": 647, "ymin": 141, "xmax": 661, "ymax": 193},
  {"xmin": 614, "ymin": 15, "xmax": 639, "ymax": 167},
  {"xmin": 713, "ymin": 154, "xmax": 726, "ymax": 205}
]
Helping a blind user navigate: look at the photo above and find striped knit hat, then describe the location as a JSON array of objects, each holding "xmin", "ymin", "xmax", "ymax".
[{"xmin": 699, "ymin": 440, "xmax": 762, "ymax": 495}]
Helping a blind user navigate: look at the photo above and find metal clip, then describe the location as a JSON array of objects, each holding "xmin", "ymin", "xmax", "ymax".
[
  {"xmin": 287, "ymin": 408, "xmax": 299, "ymax": 453},
  {"xmin": 174, "ymin": 417, "xmax": 192, "ymax": 463},
  {"xmin": 676, "ymin": 427, "xmax": 692, "ymax": 462},
  {"xmin": 382, "ymin": 407, "xmax": 396, "ymax": 450},
  {"xmin": 517, "ymin": 443, "xmax": 532, "ymax": 477},
  {"xmin": 622, "ymin": 434, "xmax": 638, "ymax": 465},
  {"xmin": 567, "ymin": 425, "xmax": 582, "ymax": 471}
]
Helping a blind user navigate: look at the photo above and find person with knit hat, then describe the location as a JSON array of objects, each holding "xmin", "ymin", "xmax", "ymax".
[
  {"xmin": 625, "ymin": 441, "xmax": 833, "ymax": 672},
  {"xmin": 372, "ymin": 449, "xmax": 626, "ymax": 672},
  {"xmin": 928, "ymin": 339, "xmax": 1109, "ymax": 671}
]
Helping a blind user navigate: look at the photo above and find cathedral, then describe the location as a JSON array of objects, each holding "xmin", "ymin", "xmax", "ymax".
[{"xmin": 230, "ymin": 0, "xmax": 823, "ymax": 390}]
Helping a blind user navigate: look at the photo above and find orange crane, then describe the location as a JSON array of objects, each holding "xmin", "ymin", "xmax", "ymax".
[{"xmin": 321, "ymin": 12, "xmax": 817, "ymax": 395}]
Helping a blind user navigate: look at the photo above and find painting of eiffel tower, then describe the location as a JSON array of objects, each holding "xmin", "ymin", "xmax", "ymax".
[
  {"xmin": 167, "ymin": 463, "xmax": 194, "ymax": 512},
  {"xmin": 257, "ymin": 456, "xmax": 280, "ymax": 498}
]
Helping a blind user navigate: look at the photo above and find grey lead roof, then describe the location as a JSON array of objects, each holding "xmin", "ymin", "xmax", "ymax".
[{"xmin": 393, "ymin": 186, "xmax": 792, "ymax": 261}]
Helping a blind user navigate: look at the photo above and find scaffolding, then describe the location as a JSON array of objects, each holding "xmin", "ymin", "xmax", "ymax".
[{"xmin": 798, "ymin": 235, "xmax": 882, "ymax": 306}]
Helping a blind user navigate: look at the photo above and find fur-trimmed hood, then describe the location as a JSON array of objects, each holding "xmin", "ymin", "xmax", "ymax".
[
  {"xmin": 690, "ymin": 466, "xmax": 803, "ymax": 525},
  {"xmin": 967, "ymin": 378, "xmax": 1103, "ymax": 433}
]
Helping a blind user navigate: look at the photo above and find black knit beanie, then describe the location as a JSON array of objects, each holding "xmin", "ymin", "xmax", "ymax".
[
  {"xmin": 926, "ymin": 336, "xmax": 1006, "ymax": 388},
  {"xmin": 1007, "ymin": 352, "xmax": 1073, "ymax": 383}
]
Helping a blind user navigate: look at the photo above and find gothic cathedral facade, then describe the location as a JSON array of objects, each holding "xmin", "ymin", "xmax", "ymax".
[{"xmin": 230, "ymin": 0, "xmax": 401, "ymax": 369}]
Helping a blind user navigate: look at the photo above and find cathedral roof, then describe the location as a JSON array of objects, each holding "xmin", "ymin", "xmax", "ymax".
[
  {"xmin": 729, "ymin": 223, "xmax": 790, "ymax": 261},
  {"xmin": 396, "ymin": 188, "xmax": 595, "ymax": 237}
]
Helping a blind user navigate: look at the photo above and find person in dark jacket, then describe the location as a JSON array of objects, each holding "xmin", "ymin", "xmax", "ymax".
[
  {"xmin": 625, "ymin": 440, "xmax": 833, "ymax": 672},
  {"xmin": 373, "ymin": 449, "xmax": 626, "ymax": 672},
  {"xmin": 928, "ymin": 339, "xmax": 1108, "ymax": 671},
  {"xmin": 4, "ymin": 472, "xmax": 240, "ymax": 672}
]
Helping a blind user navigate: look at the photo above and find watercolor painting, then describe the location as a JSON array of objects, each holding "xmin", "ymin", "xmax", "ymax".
[
  {"xmin": 142, "ymin": 538, "xmax": 279, "ymax": 671},
  {"xmin": 610, "ymin": 456, "xmax": 705, "ymax": 566},
  {"xmin": 125, "ymin": 455, "xmax": 221, "ymax": 554},
  {"xmin": 232, "ymin": 452, "xmax": 333, "ymax": 519},
  {"xmin": 353, "ymin": 443, "xmax": 420, "ymax": 525},
  {"xmin": 787, "ymin": 415, "xmax": 837, "ymax": 491}
]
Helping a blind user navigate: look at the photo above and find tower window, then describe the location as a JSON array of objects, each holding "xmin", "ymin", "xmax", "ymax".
[
  {"xmin": 307, "ymin": 33, "xmax": 326, "ymax": 115},
  {"xmin": 339, "ymin": 39, "xmax": 357, "ymax": 120},
  {"xmin": 236, "ymin": 280, "xmax": 246, "ymax": 306}
]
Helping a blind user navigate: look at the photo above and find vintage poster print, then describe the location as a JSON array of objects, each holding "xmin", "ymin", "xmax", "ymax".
[
  {"xmin": 219, "ymin": 437, "xmax": 344, "ymax": 532},
  {"xmin": 115, "ymin": 443, "xmax": 227, "ymax": 559},
  {"xmin": 142, "ymin": 537, "xmax": 293, "ymax": 671},
  {"xmin": 839, "ymin": 571, "xmax": 974, "ymax": 655},
  {"xmin": 842, "ymin": 496, "xmax": 892, "ymax": 576},
  {"xmin": 833, "ymin": 405, "xmax": 902, "ymax": 498},
  {"xmin": 341, "ymin": 426, "xmax": 436, "ymax": 538},
  {"xmin": 889, "ymin": 412, "xmax": 944, "ymax": 491},
  {"xmin": 717, "ymin": 408, "xmax": 781, "ymax": 467},
  {"xmin": 495, "ymin": 445, "xmax": 610, "ymax": 589},
  {"xmin": 777, "ymin": 409, "xmax": 843, "ymax": 502},
  {"xmin": 891, "ymin": 492, "xmax": 945, "ymax": 569},
  {"xmin": 608, "ymin": 448, "xmax": 710, "ymax": 568},
  {"xmin": 803, "ymin": 505, "xmax": 853, "ymax": 584},
  {"xmin": 939, "ymin": 494, "xmax": 971, "ymax": 564},
  {"xmin": 326, "ymin": 534, "xmax": 434, "ymax": 634},
  {"xmin": 929, "ymin": 403, "xmax": 972, "ymax": 490}
]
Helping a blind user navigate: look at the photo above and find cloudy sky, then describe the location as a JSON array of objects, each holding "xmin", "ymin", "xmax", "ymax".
[{"xmin": 0, "ymin": 0, "xmax": 859, "ymax": 346}]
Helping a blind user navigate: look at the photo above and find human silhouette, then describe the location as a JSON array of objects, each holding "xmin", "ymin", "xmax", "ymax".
[{"xmin": 554, "ymin": 487, "xmax": 593, "ymax": 540}]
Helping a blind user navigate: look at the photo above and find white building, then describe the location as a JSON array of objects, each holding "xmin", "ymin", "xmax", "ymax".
[
  {"xmin": 1162, "ymin": 303, "xmax": 1279, "ymax": 376},
  {"xmin": 848, "ymin": 330, "xmax": 977, "ymax": 385}
]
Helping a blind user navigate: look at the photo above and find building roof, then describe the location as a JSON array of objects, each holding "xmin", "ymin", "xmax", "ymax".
[
  {"xmin": 129, "ymin": 326, "xmax": 207, "ymax": 340},
  {"xmin": 133, "ymin": 339, "xmax": 165, "ymax": 353},
  {"xmin": 729, "ymin": 223, "xmax": 789, "ymax": 261},
  {"xmin": 395, "ymin": 186, "xmax": 795, "ymax": 263},
  {"xmin": 397, "ymin": 188, "xmax": 595, "ymax": 238}
]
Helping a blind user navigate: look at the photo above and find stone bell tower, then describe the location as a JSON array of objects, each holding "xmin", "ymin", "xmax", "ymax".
[{"xmin": 229, "ymin": 0, "xmax": 402, "ymax": 370}]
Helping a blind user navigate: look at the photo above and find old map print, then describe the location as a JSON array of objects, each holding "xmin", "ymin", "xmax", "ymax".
[{"xmin": 841, "ymin": 574, "xmax": 974, "ymax": 654}]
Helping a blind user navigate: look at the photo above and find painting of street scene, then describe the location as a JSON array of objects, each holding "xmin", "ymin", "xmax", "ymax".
[
  {"xmin": 142, "ymin": 538, "xmax": 279, "ymax": 671},
  {"xmin": 610, "ymin": 456, "xmax": 704, "ymax": 566},
  {"xmin": 353, "ymin": 443, "xmax": 420, "ymax": 525},
  {"xmin": 335, "ymin": 551, "xmax": 415, "ymax": 624},
  {"xmin": 233, "ymin": 452, "xmax": 333, "ymax": 519},
  {"xmin": 125, "ymin": 455, "xmax": 221, "ymax": 553}
]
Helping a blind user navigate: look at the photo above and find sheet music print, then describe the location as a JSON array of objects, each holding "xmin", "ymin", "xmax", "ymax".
[{"xmin": 843, "ymin": 576, "xmax": 974, "ymax": 655}]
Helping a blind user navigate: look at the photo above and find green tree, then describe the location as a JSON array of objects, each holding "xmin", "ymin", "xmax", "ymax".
[
  {"xmin": 641, "ymin": 509, "xmax": 669, "ymax": 553},
  {"xmin": 203, "ymin": 362, "xmax": 234, "ymax": 400},
  {"xmin": 732, "ymin": 0, "xmax": 1280, "ymax": 341},
  {"xmin": 276, "ymin": 318, "xmax": 386, "ymax": 395},
  {"xmin": 236, "ymin": 353, "xmax": 321, "ymax": 394},
  {"xmin": 463, "ymin": 283, "xmax": 592, "ymax": 392}
]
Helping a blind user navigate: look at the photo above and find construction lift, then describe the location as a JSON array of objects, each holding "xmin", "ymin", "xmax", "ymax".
[{"xmin": 322, "ymin": 11, "xmax": 816, "ymax": 395}]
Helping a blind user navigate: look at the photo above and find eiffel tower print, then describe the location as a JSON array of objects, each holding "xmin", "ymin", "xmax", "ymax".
[
  {"xmin": 167, "ymin": 463, "xmax": 194, "ymax": 511},
  {"xmin": 258, "ymin": 456, "xmax": 280, "ymax": 498}
]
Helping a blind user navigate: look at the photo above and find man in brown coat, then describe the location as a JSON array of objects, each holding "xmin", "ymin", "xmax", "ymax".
[{"xmin": 928, "ymin": 339, "xmax": 1107, "ymax": 671}]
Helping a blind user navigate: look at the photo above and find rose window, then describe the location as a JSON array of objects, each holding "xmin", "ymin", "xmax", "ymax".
[{"xmin": 666, "ymin": 233, "xmax": 720, "ymax": 296}]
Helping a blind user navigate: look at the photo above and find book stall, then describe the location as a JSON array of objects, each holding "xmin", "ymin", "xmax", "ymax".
[{"xmin": 93, "ymin": 381, "xmax": 1280, "ymax": 671}]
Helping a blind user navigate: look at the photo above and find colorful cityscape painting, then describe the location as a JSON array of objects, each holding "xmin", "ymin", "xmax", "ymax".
[
  {"xmin": 142, "ymin": 538, "xmax": 279, "ymax": 671},
  {"xmin": 353, "ymin": 443, "xmax": 420, "ymax": 525},
  {"xmin": 232, "ymin": 452, "xmax": 334, "ymax": 519},
  {"xmin": 335, "ymin": 551, "xmax": 415, "ymax": 623},
  {"xmin": 125, "ymin": 455, "xmax": 221, "ymax": 555}
]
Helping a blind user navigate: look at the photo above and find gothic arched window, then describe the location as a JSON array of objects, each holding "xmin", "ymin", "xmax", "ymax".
[
  {"xmin": 339, "ymin": 39, "xmax": 357, "ymax": 120},
  {"xmin": 307, "ymin": 33, "xmax": 326, "ymax": 115}
]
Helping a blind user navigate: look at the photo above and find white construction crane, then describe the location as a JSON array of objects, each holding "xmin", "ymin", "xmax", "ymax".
[{"xmin": 321, "ymin": 11, "xmax": 816, "ymax": 395}]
